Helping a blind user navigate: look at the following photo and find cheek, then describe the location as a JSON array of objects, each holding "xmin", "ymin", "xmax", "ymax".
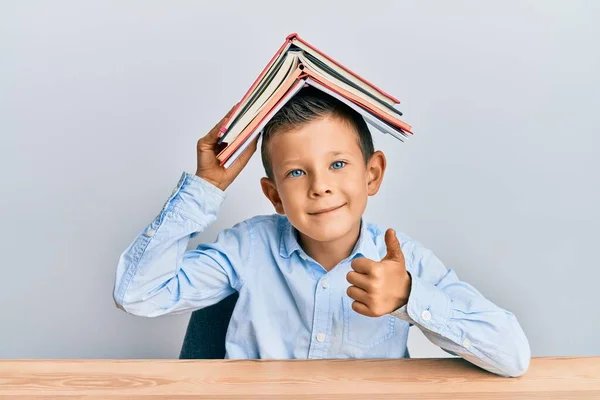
[
  {"xmin": 346, "ymin": 185, "xmax": 368, "ymax": 217},
  {"xmin": 341, "ymin": 172, "xmax": 369, "ymax": 198},
  {"xmin": 278, "ymin": 183, "xmax": 304, "ymax": 209}
]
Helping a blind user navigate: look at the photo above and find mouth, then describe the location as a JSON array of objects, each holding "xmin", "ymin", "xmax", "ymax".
[{"xmin": 308, "ymin": 203, "xmax": 346, "ymax": 215}]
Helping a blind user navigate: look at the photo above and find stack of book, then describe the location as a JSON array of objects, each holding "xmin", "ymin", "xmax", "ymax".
[{"xmin": 217, "ymin": 33, "xmax": 413, "ymax": 168}]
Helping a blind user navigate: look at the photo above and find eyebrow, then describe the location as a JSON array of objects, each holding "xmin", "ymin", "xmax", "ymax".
[{"xmin": 280, "ymin": 151, "xmax": 350, "ymax": 168}]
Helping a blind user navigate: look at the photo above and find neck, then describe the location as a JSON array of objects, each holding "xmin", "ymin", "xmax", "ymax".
[{"xmin": 296, "ymin": 220, "xmax": 362, "ymax": 271}]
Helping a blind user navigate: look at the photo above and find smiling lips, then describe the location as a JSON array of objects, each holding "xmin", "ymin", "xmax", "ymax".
[{"xmin": 309, "ymin": 204, "xmax": 346, "ymax": 215}]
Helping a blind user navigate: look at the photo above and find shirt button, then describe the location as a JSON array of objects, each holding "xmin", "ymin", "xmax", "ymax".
[
  {"xmin": 146, "ymin": 228, "xmax": 155, "ymax": 237},
  {"xmin": 462, "ymin": 339, "xmax": 471, "ymax": 348},
  {"xmin": 421, "ymin": 310, "xmax": 432, "ymax": 321},
  {"xmin": 316, "ymin": 333, "xmax": 326, "ymax": 342},
  {"xmin": 321, "ymin": 279, "xmax": 329, "ymax": 289}
]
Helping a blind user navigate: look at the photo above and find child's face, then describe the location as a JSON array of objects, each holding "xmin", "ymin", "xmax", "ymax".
[{"xmin": 260, "ymin": 115, "xmax": 386, "ymax": 243}]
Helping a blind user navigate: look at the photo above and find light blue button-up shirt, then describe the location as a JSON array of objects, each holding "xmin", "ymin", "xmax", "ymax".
[{"xmin": 114, "ymin": 171, "xmax": 531, "ymax": 377}]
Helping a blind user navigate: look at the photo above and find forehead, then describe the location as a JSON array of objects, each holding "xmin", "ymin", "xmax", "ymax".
[{"xmin": 268, "ymin": 116, "xmax": 362, "ymax": 167}]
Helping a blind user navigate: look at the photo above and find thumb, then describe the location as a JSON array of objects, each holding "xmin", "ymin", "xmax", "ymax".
[
  {"xmin": 201, "ymin": 104, "xmax": 238, "ymax": 148},
  {"xmin": 383, "ymin": 228, "xmax": 403, "ymax": 262}
]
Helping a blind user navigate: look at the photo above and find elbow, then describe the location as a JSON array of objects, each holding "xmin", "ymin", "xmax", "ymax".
[
  {"xmin": 502, "ymin": 357, "xmax": 530, "ymax": 378},
  {"xmin": 112, "ymin": 272, "xmax": 179, "ymax": 317},
  {"xmin": 113, "ymin": 288, "xmax": 129, "ymax": 313},
  {"xmin": 478, "ymin": 320, "xmax": 532, "ymax": 378},
  {"xmin": 113, "ymin": 283, "xmax": 179, "ymax": 317},
  {"xmin": 506, "ymin": 340, "xmax": 531, "ymax": 378},
  {"xmin": 113, "ymin": 295, "xmax": 165, "ymax": 317},
  {"xmin": 113, "ymin": 282, "xmax": 125, "ymax": 310},
  {"xmin": 113, "ymin": 285, "xmax": 135, "ymax": 314},
  {"xmin": 478, "ymin": 343, "xmax": 530, "ymax": 378},
  {"xmin": 113, "ymin": 285, "xmax": 158, "ymax": 317},
  {"xmin": 497, "ymin": 327, "xmax": 531, "ymax": 378},
  {"xmin": 507, "ymin": 316, "xmax": 532, "ymax": 378},
  {"xmin": 489, "ymin": 311, "xmax": 531, "ymax": 378}
]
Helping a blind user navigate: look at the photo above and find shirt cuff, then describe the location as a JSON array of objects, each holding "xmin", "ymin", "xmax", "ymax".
[
  {"xmin": 390, "ymin": 274, "xmax": 452, "ymax": 334},
  {"xmin": 162, "ymin": 171, "xmax": 226, "ymax": 226}
]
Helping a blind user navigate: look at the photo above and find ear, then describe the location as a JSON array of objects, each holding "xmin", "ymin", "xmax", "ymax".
[
  {"xmin": 366, "ymin": 150, "xmax": 386, "ymax": 196},
  {"xmin": 260, "ymin": 177, "xmax": 285, "ymax": 214}
]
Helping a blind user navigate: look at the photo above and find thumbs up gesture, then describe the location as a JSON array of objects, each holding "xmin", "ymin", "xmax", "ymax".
[{"xmin": 346, "ymin": 229, "xmax": 412, "ymax": 317}]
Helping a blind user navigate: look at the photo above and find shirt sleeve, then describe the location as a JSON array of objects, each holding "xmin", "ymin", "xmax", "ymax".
[
  {"xmin": 113, "ymin": 171, "xmax": 253, "ymax": 317},
  {"xmin": 390, "ymin": 241, "xmax": 531, "ymax": 378}
]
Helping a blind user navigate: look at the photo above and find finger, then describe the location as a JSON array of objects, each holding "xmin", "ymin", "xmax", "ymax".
[
  {"xmin": 350, "ymin": 256, "xmax": 374, "ymax": 274},
  {"xmin": 346, "ymin": 271, "xmax": 371, "ymax": 291},
  {"xmin": 351, "ymin": 300, "xmax": 376, "ymax": 317},
  {"xmin": 202, "ymin": 104, "xmax": 238, "ymax": 146},
  {"xmin": 216, "ymin": 141, "xmax": 228, "ymax": 154},
  {"xmin": 382, "ymin": 228, "xmax": 404, "ymax": 263},
  {"xmin": 346, "ymin": 285, "xmax": 369, "ymax": 304}
]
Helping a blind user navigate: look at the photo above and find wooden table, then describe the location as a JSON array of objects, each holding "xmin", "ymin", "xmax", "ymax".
[{"xmin": 1, "ymin": 357, "xmax": 599, "ymax": 399}]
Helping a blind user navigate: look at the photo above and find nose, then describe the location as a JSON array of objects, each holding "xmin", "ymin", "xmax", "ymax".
[{"xmin": 309, "ymin": 172, "xmax": 332, "ymax": 197}]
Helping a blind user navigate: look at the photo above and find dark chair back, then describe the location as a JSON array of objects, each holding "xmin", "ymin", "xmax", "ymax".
[{"xmin": 179, "ymin": 292, "xmax": 239, "ymax": 359}]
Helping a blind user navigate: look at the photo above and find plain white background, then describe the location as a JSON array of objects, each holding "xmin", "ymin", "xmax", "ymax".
[{"xmin": 1, "ymin": 0, "xmax": 598, "ymax": 358}]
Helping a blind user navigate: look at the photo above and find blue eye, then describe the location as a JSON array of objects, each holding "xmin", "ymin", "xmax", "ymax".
[
  {"xmin": 288, "ymin": 169, "xmax": 304, "ymax": 178},
  {"xmin": 331, "ymin": 161, "xmax": 346, "ymax": 170}
]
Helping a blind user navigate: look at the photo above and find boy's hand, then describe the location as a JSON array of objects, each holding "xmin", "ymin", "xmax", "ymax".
[
  {"xmin": 195, "ymin": 104, "xmax": 259, "ymax": 191},
  {"xmin": 346, "ymin": 229, "xmax": 412, "ymax": 317}
]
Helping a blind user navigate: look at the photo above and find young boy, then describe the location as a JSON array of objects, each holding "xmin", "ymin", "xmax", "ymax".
[{"xmin": 113, "ymin": 87, "xmax": 530, "ymax": 377}]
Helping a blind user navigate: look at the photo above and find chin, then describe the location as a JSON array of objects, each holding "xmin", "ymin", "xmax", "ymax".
[{"xmin": 297, "ymin": 212, "xmax": 357, "ymax": 242}]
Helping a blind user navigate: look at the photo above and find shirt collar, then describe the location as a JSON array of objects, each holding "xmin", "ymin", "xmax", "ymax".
[{"xmin": 279, "ymin": 216, "xmax": 380, "ymax": 262}]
